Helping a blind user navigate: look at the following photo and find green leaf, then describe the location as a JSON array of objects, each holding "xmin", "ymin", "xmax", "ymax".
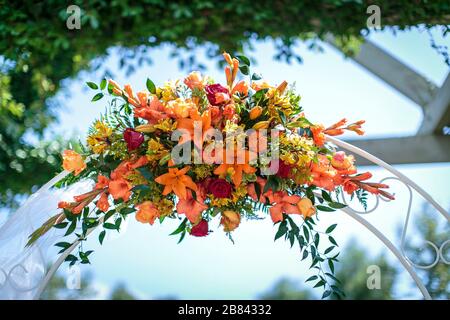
[
  {"xmin": 326, "ymin": 224, "xmax": 337, "ymax": 233},
  {"xmin": 53, "ymin": 222, "xmax": 68, "ymax": 229},
  {"xmin": 91, "ymin": 92, "xmax": 104, "ymax": 102},
  {"xmin": 236, "ymin": 55, "xmax": 250, "ymax": 66},
  {"xmin": 65, "ymin": 254, "xmax": 77, "ymax": 262},
  {"xmin": 321, "ymin": 190, "xmax": 332, "ymax": 202},
  {"xmin": 313, "ymin": 280, "xmax": 325, "ymax": 288},
  {"xmin": 55, "ymin": 242, "xmax": 71, "ymax": 248},
  {"xmin": 239, "ymin": 65, "xmax": 249, "ymax": 75},
  {"xmin": 251, "ymin": 73, "xmax": 262, "ymax": 80},
  {"xmin": 274, "ymin": 220, "xmax": 288, "ymax": 241},
  {"xmin": 306, "ymin": 275, "xmax": 318, "ymax": 282},
  {"xmin": 146, "ymin": 78, "xmax": 156, "ymax": 94},
  {"xmin": 115, "ymin": 217, "xmax": 122, "ymax": 229},
  {"xmin": 302, "ymin": 225, "xmax": 309, "ymax": 243},
  {"xmin": 100, "ymin": 78, "xmax": 107, "ymax": 90},
  {"xmin": 329, "ymin": 202, "xmax": 346, "ymax": 209},
  {"xmin": 316, "ymin": 205, "xmax": 335, "ymax": 212},
  {"xmin": 301, "ymin": 250, "xmax": 308, "ymax": 260},
  {"xmin": 322, "ymin": 290, "xmax": 332, "ymax": 299},
  {"xmin": 137, "ymin": 167, "xmax": 153, "ymax": 180},
  {"xmin": 329, "ymin": 236, "xmax": 338, "ymax": 246},
  {"xmin": 65, "ymin": 220, "xmax": 77, "ymax": 236},
  {"xmin": 170, "ymin": 218, "xmax": 187, "ymax": 235},
  {"xmin": 328, "ymin": 259, "xmax": 335, "ymax": 273},
  {"xmin": 99, "ymin": 230, "xmax": 106, "ymax": 244},
  {"xmin": 314, "ymin": 233, "xmax": 320, "ymax": 247},
  {"xmin": 103, "ymin": 222, "xmax": 117, "ymax": 230},
  {"xmin": 120, "ymin": 207, "xmax": 136, "ymax": 215},
  {"xmin": 86, "ymin": 81, "xmax": 98, "ymax": 90},
  {"xmin": 177, "ymin": 230, "xmax": 187, "ymax": 244},
  {"xmin": 324, "ymin": 246, "xmax": 335, "ymax": 255}
]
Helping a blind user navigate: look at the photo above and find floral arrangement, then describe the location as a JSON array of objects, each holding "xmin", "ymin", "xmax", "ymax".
[{"xmin": 28, "ymin": 53, "xmax": 394, "ymax": 298}]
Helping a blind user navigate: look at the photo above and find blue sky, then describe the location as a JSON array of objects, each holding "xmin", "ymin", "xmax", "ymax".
[{"xmin": 12, "ymin": 28, "xmax": 450, "ymax": 299}]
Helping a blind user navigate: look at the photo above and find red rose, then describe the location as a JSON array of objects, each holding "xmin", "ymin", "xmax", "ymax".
[
  {"xmin": 190, "ymin": 219, "xmax": 209, "ymax": 237},
  {"xmin": 207, "ymin": 178, "xmax": 232, "ymax": 198},
  {"xmin": 124, "ymin": 128, "xmax": 144, "ymax": 151},
  {"xmin": 205, "ymin": 84, "xmax": 229, "ymax": 106},
  {"xmin": 271, "ymin": 160, "xmax": 292, "ymax": 179}
]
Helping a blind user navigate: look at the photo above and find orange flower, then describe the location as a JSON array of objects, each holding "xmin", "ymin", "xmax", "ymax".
[
  {"xmin": 96, "ymin": 192, "xmax": 110, "ymax": 212},
  {"xmin": 213, "ymin": 150, "xmax": 256, "ymax": 186},
  {"xmin": 134, "ymin": 96, "xmax": 168, "ymax": 124},
  {"xmin": 95, "ymin": 175, "xmax": 110, "ymax": 190},
  {"xmin": 297, "ymin": 198, "xmax": 315, "ymax": 218},
  {"xmin": 308, "ymin": 155, "xmax": 337, "ymax": 191},
  {"xmin": 184, "ymin": 71, "xmax": 205, "ymax": 90},
  {"xmin": 247, "ymin": 177, "xmax": 267, "ymax": 202},
  {"xmin": 62, "ymin": 150, "xmax": 86, "ymax": 176},
  {"xmin": 331, "ymin": 151, "xmax": 356, "ymax": 175},
  {"xmin": 109, "ymin": 178, "xmax": 131, "ymax": 201},
  {"xmin": 267, "ymin": 192, "xmax": 301, "ymax": 223},
  {"xmin": 136, "ymin": 201, "xmax": 160, "ymax": 225},
  {"xmin": 155, "ymin": 160, "xmax": 197, "ymax": 200},
  {"xmin": 310, "ymin": 125, "xmax": 326, "ymax": 147},
  {"xmin": 221, "ymin": 210, "xmax": 241, "ymax": 232},
  {"xmin": 176, "ymin": 189, "xmax": 208, "ymax": 223},
  {"xmin": 176, "ymin": 109, "xmax": 212, "ymax": 148},
  {"xmin": 231, "ymin": 80, "xmax": 248, "ymax": 96},
  {"xmin": 249, "ymin": 106, "xmax": 263, "ymax": 120},
  {"xmin": 167, "ymin": 98, "xmax": 196, "ymax": 118}
]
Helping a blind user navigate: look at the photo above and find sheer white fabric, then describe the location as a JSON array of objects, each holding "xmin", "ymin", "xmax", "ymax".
[{"xmin": 0, "ymin": 172, "xmax": 93, "ymax": 299}]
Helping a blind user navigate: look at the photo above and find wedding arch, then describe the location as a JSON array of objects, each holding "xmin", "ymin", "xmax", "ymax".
[{"xmin": 0, "ymin": 53, "xmax": 448, "ymax": 300}]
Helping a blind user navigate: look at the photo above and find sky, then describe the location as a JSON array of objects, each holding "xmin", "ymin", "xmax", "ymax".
[{"xmin": 5, "ymin": 27, "xmax": 450, "ymax": 299}]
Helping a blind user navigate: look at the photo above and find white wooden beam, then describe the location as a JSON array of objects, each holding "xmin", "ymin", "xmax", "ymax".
[
  {"xmin": 344, "ymin": 135, "xmax": 450, "ymax": 166},
  {"xmin": 418, "ymin": 72, "xmax": 450, "ymax": 135},
  {"xmin": 326, "ymin": 37, "xmax": 438, "ymax": 108}
]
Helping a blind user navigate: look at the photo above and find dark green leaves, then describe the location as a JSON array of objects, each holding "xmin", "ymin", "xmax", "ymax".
[
  {"xmin": 86, "ymin": 81, "xmax": 98, "ymax": 90},
  {"xmin": 236, "ymin": 55, "xmax": 250, "ymax": 66},
  {"xmin": 326, "ymin": 224, "xmax": 337, "ymax": 233},
  {"xmin": 91, "ymin": 92, "xmax": 104, "ymax": 102},
  {"xmin": 316, "ymin": 205, "xmax": 336, "ymax": 212},
  {"xmin": 146, "ymin": 78, "xmax": 156, "ymax": 94},
  {"xmin": 65, "ymin": 220, "xmax": 77, "ymax": 236},
  {"xmin": 99, "ymin": 230, "xmax": 106, "ymax": 244},
  {"xmin": 274, "ymin": 220, "xmax": 288, "ymax": 241},
  {"xmin": 239, "ymin": 65, "xmax": 249, "ymax": 75}
]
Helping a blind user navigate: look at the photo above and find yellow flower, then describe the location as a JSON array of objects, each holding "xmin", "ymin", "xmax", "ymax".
[
  {"xmin": 147, "ymin": 138, "xmax": 169, "ymax": 163},
  {"xmin": 210, "ymin": 196, "xmax": 231, "ymax": 207},
  {"xmin": 87, "ymin": 121, "xmax": 112, "ymax": 154},
  {"xmin": 232, "ymin": 185, "xmax": 247, "ymax": 203},
  {"xmin": 153, "ymin": 118, "xmax": 177, "ymax": 132},
  {"xmin": 193, "ymin": 165, "xmax": 213, "ymax": 179}
]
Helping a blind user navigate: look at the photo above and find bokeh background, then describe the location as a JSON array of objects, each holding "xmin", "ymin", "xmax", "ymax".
[{"xmin": 1, "ymin": 1, "xmax": 449, "ymax": 299}]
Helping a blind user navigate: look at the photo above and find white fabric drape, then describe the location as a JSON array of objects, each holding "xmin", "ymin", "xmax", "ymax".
[{"xmin": 0, "ymin": 172, "xmax": 93, "ymax": 299}]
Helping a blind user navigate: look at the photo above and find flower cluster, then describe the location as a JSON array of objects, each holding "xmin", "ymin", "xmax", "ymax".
[{"xmin": 29, "ymin": 53, "xmax": 394, "ymax": 298}]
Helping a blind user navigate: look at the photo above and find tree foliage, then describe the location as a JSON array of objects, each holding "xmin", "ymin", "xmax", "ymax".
[{"xmin": 1, "ymin": 0, "xmax": 449, "ymax": 206}]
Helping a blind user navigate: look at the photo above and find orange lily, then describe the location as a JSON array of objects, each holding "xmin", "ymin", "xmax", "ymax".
[
  {"xmin": 155, "ymin": 160, "xmax": 197, "ymax": 200},
  {"xmin": 213, "ymin": 150, "xmax": 256, "ymax": 186},
  {"xmin": 176, "ymin": 109, "xmax": 212, "ymax": 148},
  {"xmin": 176, "ymin": 189, "xmax": 208, "ymax": 223}
]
